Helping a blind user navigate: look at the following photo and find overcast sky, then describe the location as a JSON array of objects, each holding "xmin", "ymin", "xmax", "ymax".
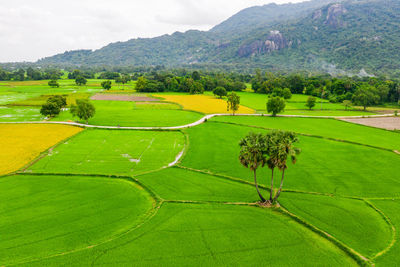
[{"xmin": 0, "ymin": 0, "xmax": 306, "ymax": 62}]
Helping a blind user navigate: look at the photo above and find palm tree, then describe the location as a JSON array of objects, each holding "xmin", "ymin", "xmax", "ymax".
[
  {"xmin": 265, "ymin": 132, "xmax": 279, "ymax": 203},
  {"xmin": 239, "ymin": 132, "xmax": 268, "ymax": 202},
  {"xmin": 272, "ymin": 131, "xmax": 301, "ymax": 203}
]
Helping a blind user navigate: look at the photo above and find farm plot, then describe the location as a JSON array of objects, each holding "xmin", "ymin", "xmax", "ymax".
[
  {"xmin": 235, "ymin": 92, "xmax": 374, "ymax": 116},
  {"xmin": 137, "ymin": 167, "xmax": 267, "ymax": 202},
  {"xmin": 181, "ymin": 122, "xmax": 400, "ymax": 197},
  {"xmin": 280, "ymin": 193, "xmax": 392, "ymax": 258},
  {"xmin": 11, "ymin": 93, "xmax": 90, "ymax": 106},
  {"xmin": 28, "ymin": 129, "xmax": 185, "ymax": 176},
  {"xmin": 20, "ymin": 203, "xmax": 357, "ymax": 266},
  {"xmin": 280, "ymin": 109, "xmax": 373, "ymax": 116},
  {"xmin": 0, "ymin": 175, "xmax": 153, "ymax": 266},
  {"xmin": 0, "ymin": 91, "xmax": 39, "ymax": 105},
  {"xmin": 54, "ymin": 100, "xmax": 203, "ymax": 127},
  {"xmin": 0, "ymin": 124, "xmax": 82, "ymax": 176},
  {"xmin": 236, "ymin": 92, "xmax": 328, "ymax": 111},
  {"xmin": 154, "ymin": 94, "xmax": 255, "ymax": 114},
  {"xmin": 90, "ymin": 93, "xmax": 159, "ymax": 102},
  {"xmin": 0, "ymin": 106, "xmax": 43, "ymax": 122},
  {"xmin": 370, "ymin": 200, "xmax": 400, "ymax": 266},
  {"xmin": 210, "ymin": 116, "xmax": 400, "ymax": 151}
]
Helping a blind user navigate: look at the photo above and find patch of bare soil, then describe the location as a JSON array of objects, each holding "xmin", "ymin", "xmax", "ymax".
[
  {"xmin": 91, "ymin": 94, "xmax": 159, "ymax": 102},
  {"xmin": 374, "ymin": 110, "xmax": 396, "ymax": 114},
  {"xmin": 341, "ymin": 117, "xmax": 400, "ymax": 130}
]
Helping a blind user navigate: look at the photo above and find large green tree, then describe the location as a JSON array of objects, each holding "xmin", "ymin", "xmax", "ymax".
[
  {"xmin": 267, "ymin": 96, "xmax": 285, "ymax": 116},
  {"xmin": 135, "ymin": 77, "xmax": 148, "ymax": 92},
  {"xmin": 70, "ymin": 99, "xmax": 95, "ymax": 124},
  {"xmin": 40, "ymin": 102, "xmax": 60, "ymax": 118},
  {"xmin": 352, "ymin": 84, "xmax": 379, "ymax": 111},
  {"xmin": 227, "ymin": 92, "xmax": 240, "ymax": 115},
  {"xmin": 239, "ymin": 132, "xmax": 268, "ymax": 202},
  {"xmin": 48, "ymin": 95, "xmax": 67, "ymax": 109},
  {"xmin": 40, "ymin": 95, "xmax": 66, "ymax": 118}
]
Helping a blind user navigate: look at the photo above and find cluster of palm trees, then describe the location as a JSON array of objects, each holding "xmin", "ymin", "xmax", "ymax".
[{"xmin": 239, "ymin": 130, "xmax": 301, "ymax": 205}]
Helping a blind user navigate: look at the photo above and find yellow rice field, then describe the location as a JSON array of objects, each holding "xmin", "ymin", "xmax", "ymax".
[
  {"xmin": 0, "ymin": 124, "xmax": 83, "ymax": 175},
  {"xmin": 155, "ymin": 94, "xmax": 255, "ymax": 114}
]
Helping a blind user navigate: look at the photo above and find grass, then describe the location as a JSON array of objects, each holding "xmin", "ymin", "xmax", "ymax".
[
  {"xmin": 0, "ymin": 174, "xmax": 153, "ymax": 266},
  {"xmin": 137, "ymin": 167, "xmax": 267, "ymax": 202},
  {"xmin": 28, "ymin": 129, "xmax": 185, "ymax": 176},
  {"xmin": 210, "ymin": 116, "xmax": 400, "ymax": 151},
  {"xmin": 0, "ymin": 124, "xmax": 82, "ymax": 175},
  {"xmin": 21, "ymin": 203, "xmax": 357, "ymax": 266},
  {"xmin": 181, "ymin": 122, "xmax": 400, "ymax": 197},
  {"xmin": 370, "ymin": 200, "xmax": 400, "ymax": 266},
  {"xmin": 154, "ymin": 94, "xmax": 255, "ymax": 114},
  {"xmin": 280, "ymin": 193, "xmax": 392, "ymax": 257},
  {"xmin": 53, "ymin": 100, "xmax": 203, "ymax": 127}
]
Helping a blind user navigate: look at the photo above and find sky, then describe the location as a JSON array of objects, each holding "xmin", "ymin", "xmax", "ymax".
[{"xmin": 0, "ymin": 0, "xmax": 306, "ymax": 62}]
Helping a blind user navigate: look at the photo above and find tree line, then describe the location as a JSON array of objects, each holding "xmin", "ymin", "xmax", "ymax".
[
  {"xmin": 0, "ymin": 67, "xmax": 63, "ymax": 81},
  {"xmin": 2, "ymin": 66, "xmax": 399, "ymax": 109},
  {"xmin": 251, "ymin": 71, "xmax": 400, "ymax": 108}
]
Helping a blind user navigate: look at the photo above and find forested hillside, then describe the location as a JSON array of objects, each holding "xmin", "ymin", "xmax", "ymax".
[{"xmin": 38, "ymin": 0, "xmax": 400, "ymax": 76}]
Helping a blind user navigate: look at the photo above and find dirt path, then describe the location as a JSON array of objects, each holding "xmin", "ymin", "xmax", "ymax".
[
  {"xmin": 0, "ymin": 113, "xmax": 395, "ymax": 130},
  {"xmin": 341, "ymin": 117, "xmax": 400, "ymax": 130}
]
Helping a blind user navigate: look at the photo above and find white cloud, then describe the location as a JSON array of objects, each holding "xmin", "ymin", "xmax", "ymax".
[{"xmin": 0, "ymin": 0, "xmax": 306, "ymax": 62}]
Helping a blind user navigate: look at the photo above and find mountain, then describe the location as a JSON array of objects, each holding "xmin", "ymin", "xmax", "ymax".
[
  {"xmin": 38, "ymin": 0, "xmax": 400, "ymax": 75},
  {"xmin": 210, "ymin": 0, "xmax": 336, "ymax": 34}
]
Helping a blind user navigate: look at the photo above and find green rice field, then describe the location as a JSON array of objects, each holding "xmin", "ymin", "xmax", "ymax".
[{"xmin": 1, "ymin": 80, "xmax": 399, "ymax": 266}]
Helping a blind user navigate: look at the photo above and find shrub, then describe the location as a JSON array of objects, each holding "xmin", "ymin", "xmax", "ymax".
[
  {"xmin": 305, "ymin": 96, "xmax": 316, "ymax": 110},
  {"xmin": 75, "ymin": 76, "xmax": 87, "ymax": 86},
  {"xmin": 343, "ymin": 100, "xmax": 352, "ymax": 110},
  {"xmin": 48, "ymin": 80, "xmax": 59, "ymax": 88},
  {"xmin": 101, "ymin": 80, "xmax": 112, "ymax": 90},
  {"xmin": 272, "ymin": 88, "xmax": 284, "ymax": 97},
  {"xmin": 282, "ymin": 88, "xmax": 292, "ymax": 100}
]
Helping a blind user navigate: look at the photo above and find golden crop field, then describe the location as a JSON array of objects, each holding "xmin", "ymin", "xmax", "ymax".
[
  {"xmin": 155, "ymin": 94, "xmax": 255, "ymax": 114},
  {"xmin": 0, "ymin": 124, "xmax": 83, "ymax": 175}
]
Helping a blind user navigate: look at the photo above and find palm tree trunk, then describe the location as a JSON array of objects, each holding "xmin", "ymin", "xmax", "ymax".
[
  {"xmin": 269, "ymin": 168, "xmax": 274, "ymax": 202},
  {"xmin": 273, "ymin": 169, "xmax": 285, "ymax": 202},
  {"xmin": 254, "ymin": 170, "xmax": 266, "ymax": 202}
]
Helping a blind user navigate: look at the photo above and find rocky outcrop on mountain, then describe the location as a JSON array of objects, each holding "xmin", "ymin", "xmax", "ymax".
[
  {"xmin": 238, "ymin": 30, "xmax": 288, "ymax": 57},
  {"xmin": 312, "ymin": 9, "xmax": 323, "ymax": 20},
  {"xmin": 324, "ymin": 3, "xmax": 347, "ymax": 28}
]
